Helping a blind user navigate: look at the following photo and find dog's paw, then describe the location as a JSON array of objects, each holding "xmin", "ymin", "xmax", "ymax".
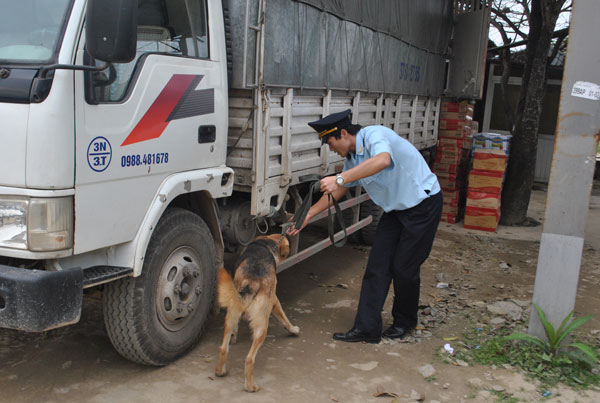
[
  {"xmin": 288, "ymin": 325, "xmax": 300, "ymax": 336},
  {"xmin": 244, "ymin": 383, "xmax": 260, "ymax": 393},
  {"xmin": 215, "ymin": 367, "xmax": 227, "ymax": 377}
]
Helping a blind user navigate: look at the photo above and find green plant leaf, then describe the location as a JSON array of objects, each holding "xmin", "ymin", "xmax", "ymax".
[
  {"xmin": 555, "ymin": 310, "xmax": 573, "ymax": 338},
  {"xmin": 555, "ymin": 315, "xmax": 593, "ymax": 347},
  {"xmin": 533, "ymin": 303, "xmax": 557, "ymax": 347},
  {"xmin": 505, "ymin": 333, "xmax": 550, "ymax": 353},
  {"xmin": 571, "ymin": 375, "xmax": 584, "ymax": 384},
  {"xmin": 568, "ymin": 342, "xmax": 599, "ymax": 363},
  {"xmin": 560, "ymin": 356, "xmax": 573, "ymax": 365},
  {"xmin": 565, "ymin": 350, "xmax": 595, "ymax": 368}
]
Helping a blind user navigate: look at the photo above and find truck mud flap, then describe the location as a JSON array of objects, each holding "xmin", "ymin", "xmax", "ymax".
[{"xmin": 0, "ymin": 265, "xmax": 83, "ymax": 332}]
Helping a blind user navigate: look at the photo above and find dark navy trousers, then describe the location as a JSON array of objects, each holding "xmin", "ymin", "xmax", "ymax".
[{"xmin": 353, "ymin": 190, "xmax": 443, "ymax": 335}]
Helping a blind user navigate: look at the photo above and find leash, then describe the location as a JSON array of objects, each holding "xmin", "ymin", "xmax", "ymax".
[
  {"xmin": 283, "ymin": 174, "xmax": 347, "ymax": 247},
  {"xmin": 276, "ymin": 225, "xmax": 289, "ymax": 247}
]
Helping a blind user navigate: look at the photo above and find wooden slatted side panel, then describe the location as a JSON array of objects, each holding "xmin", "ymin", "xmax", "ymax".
[
  {"xmin": 266, "ymin": 92, "xmax": 329, "ymax": 179},
  {"xmin": 265, "ymin": 92, "xmax": 284, "ymax": 180},
  {"xmin": 355, "ymin": 96, "xmax": 379, "ymax": 127},
  {"xmin": 411, "ymin": 97, "xmax": 440, "ymax": 149},
  {"xmin": 226, "ymin": 89, "xmax": 255, "ymax": 191},
  {"xmin": 226, "ymin": 88, "xmax": 441, "ymax": 214},
  {"xmin": 393, "ymin": 95, "xmax": 414, "ymax": 140}
]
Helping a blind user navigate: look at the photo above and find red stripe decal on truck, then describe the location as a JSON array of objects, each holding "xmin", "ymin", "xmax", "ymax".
[{"xmin": 121, "ymin": 74, "xmax": 204, "ymax": 146}]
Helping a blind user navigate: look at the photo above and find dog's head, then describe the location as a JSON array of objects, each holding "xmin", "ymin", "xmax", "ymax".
[{"xmin": 256, "ymin": 234, "xmax": 291, "ymax": 262}]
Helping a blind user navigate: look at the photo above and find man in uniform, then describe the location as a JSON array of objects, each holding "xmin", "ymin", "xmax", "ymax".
[{"xmin": 288, "ymin": 109, "xmax": 443, "ymax": 343}]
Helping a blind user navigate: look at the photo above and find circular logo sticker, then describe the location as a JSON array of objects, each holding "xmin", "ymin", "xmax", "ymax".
[{"xmin": 87, "ymin": 136, "xmax": 112, "ymax": 172}]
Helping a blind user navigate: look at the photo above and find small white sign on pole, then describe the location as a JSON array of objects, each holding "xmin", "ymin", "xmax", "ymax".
[{"xmin": 571, "ymin": 81, "xmax": 600, "ymax": 100}]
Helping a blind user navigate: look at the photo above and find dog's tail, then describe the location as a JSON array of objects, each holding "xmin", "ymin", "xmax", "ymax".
[
  {"xmin": 236, "ymin": 278, "xmax": 260, "ymax": 302},
  {"xmin": 217, "ymin": 267, "xmax": 244, "ymax": 311}
]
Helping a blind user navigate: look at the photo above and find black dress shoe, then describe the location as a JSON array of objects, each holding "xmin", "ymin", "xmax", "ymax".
[
  {"xmin": 382, "ymin": 325, "xmax": 414, "ymax": 339},
  {"xmin": 333, "ymin": 328, "xmax": 381, "ymax": 343}
]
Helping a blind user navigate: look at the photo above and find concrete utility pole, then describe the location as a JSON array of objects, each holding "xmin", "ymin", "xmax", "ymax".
[{"xmin": 529, "ymin": 0, "xmax": 600, "ymax": 337}]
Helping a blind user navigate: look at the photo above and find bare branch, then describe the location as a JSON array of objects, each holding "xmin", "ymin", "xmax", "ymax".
[
  {"xmin": 491, "ymin": 19, "xmax": 511, "ymax": 44},
  {"xmin": 519, "ymin": 0, "xmax": 530, "ymax": 21},
  {"xmin": 548, "ymin": 30, "xmax": 567, "ymax": 65},
  {"xmin": 491, "ymin": 8, "xmax": 529, "ymax": 39}
]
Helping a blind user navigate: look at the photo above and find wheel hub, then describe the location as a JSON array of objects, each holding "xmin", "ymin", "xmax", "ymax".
[{"xmin": 156, "ymin": 246, "xmax": 204, "ymax": 331}]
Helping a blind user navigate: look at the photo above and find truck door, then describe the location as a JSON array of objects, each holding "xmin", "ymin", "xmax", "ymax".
[{"xmin": 73, "ymin": 0, "xmax": 227, "ymax": 254}]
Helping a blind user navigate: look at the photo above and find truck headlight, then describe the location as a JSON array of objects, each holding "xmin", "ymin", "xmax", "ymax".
[
  {"xmin": 0, "ymin": 198, "xmax": 28, "ymax": 249},
  {"xmin": 0, "ymin": 197, "xmax": 73, "ymax": 251}
]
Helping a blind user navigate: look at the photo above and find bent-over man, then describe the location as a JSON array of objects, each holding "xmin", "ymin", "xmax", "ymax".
[{"xmin": 289, "ymin": 109, "xmax": 443, "ymax": 343}]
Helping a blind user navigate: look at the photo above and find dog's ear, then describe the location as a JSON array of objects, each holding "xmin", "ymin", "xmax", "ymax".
[{"xmin": 279, "ymin": 235, "xmax": 290, "ymax": 260}]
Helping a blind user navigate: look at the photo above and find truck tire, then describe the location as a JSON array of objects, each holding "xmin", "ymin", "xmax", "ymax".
[
  {"xmin": 103, "ymin": 208, "xmax": 217, "ymax": 366},
  {"xmin": 358, "ymin": 199, "xmax": 383, "ymax": 246}
]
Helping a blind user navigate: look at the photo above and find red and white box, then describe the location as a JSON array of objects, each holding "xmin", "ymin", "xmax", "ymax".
[
  {"xmin": 472, "ymin": 149, "xmax": 508, "ymax": 172},
  {"xmin": 464, "ymin": 206, "xmax": 501, "ymax": 232},
  {"xmin": 440, "ymin": 100, "xmax": 474, "ymax": 114},
  {"xmin": 467, "ymin": 170, "xmax": 504, "ymax": 194},
  {"xmin": 466, "ymin": 191, "xmax": 501, "ymax": 210}
]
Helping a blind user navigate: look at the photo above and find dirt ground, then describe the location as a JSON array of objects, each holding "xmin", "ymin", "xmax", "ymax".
[{"xmin": 1, "ymin": 187, "xmax": 599, "ymax": 403}]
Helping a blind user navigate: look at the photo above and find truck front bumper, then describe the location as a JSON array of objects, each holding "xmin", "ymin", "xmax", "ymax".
[{"xmin": 0, "ymin": 264, "xmax": 83, "ymax": 332}]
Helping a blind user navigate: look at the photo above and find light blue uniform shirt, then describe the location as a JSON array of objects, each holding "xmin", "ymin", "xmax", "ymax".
[{"xmin": 343, "ymin": 126, "xmax": 441, "ymax": 212}]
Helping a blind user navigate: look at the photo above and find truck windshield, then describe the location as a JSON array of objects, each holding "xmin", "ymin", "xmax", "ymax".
[{"xmin": 0, "ymin": 0, "xmax": 73, "ymax": 64}]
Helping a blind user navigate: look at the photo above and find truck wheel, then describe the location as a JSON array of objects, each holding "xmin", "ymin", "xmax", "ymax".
[
  {"xmin": 103, "ymin": 208, "xmax": 217, "ymax": 366},
  {"xmin": 359, "ymin": 199, "xmax": 383, "ymax": 246}
]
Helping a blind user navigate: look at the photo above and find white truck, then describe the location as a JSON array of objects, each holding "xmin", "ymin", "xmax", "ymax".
[{"xmin": 0, "ymin": 0, "xmax": 489, "ymax": 365}]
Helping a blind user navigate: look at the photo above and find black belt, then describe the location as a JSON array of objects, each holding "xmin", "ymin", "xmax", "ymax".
[{"xmin": 291, "ymin": 174, "xmax": 347, "ymax": 247}]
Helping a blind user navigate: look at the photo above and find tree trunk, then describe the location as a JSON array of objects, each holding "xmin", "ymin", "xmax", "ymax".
[
  {"xmin": 499, "ymin": 49, "xmax": 515, "ymax": 131},
  {"xmin": 500, "ymin": 0, "xmax": 565, "ymax": 226}
]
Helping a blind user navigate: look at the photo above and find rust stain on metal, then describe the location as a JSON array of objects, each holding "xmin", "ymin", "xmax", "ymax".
[
  {"xmin": 559, "ymin": 112, "xmax": 586, "ymax": 121},
  {"xmin": 553, "ymin": 112, "xmax": 591, "ymax": 155}
]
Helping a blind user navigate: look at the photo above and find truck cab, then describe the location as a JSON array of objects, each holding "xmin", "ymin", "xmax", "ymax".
[{"xmin": 1, "ymin": 0, "xmax": 234, "ymax": 365}]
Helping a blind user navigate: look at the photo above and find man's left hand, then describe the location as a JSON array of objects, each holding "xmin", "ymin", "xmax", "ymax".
[{"xmin": 320, "ymin": 176, "xmax": 338, "ymax": 194}]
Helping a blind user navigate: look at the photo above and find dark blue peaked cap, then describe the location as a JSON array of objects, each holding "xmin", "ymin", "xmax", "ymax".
[{"xmin": 308, "ymin": 109, "xmax": 352, "ymax": 145}]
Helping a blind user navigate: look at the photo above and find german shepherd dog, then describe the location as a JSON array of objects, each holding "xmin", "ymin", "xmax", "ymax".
[{"xmin": 215, "ymin": 234, "xmax": 300, "ymax": 392}]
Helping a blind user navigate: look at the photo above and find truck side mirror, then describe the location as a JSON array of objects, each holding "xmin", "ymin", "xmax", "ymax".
[{"xmin": 86, "ymin": 0, "xmax": 138, "ymax": 63}]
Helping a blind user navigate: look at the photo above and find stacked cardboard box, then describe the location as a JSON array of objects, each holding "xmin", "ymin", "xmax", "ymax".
[
  {"xmin": 435, "ymin": 100, "xmax": 474, "ymax": 223},
  {"xmin": 435, "ymin": 142, "xmax": 470, "ymax": 223},
  {"xmin": 464, "ymin": 143, "xmax": 510, "ymax": 232},
  {"xmin": 438, "ymin": 100, "xmax": 474, "ymax": 139}
]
